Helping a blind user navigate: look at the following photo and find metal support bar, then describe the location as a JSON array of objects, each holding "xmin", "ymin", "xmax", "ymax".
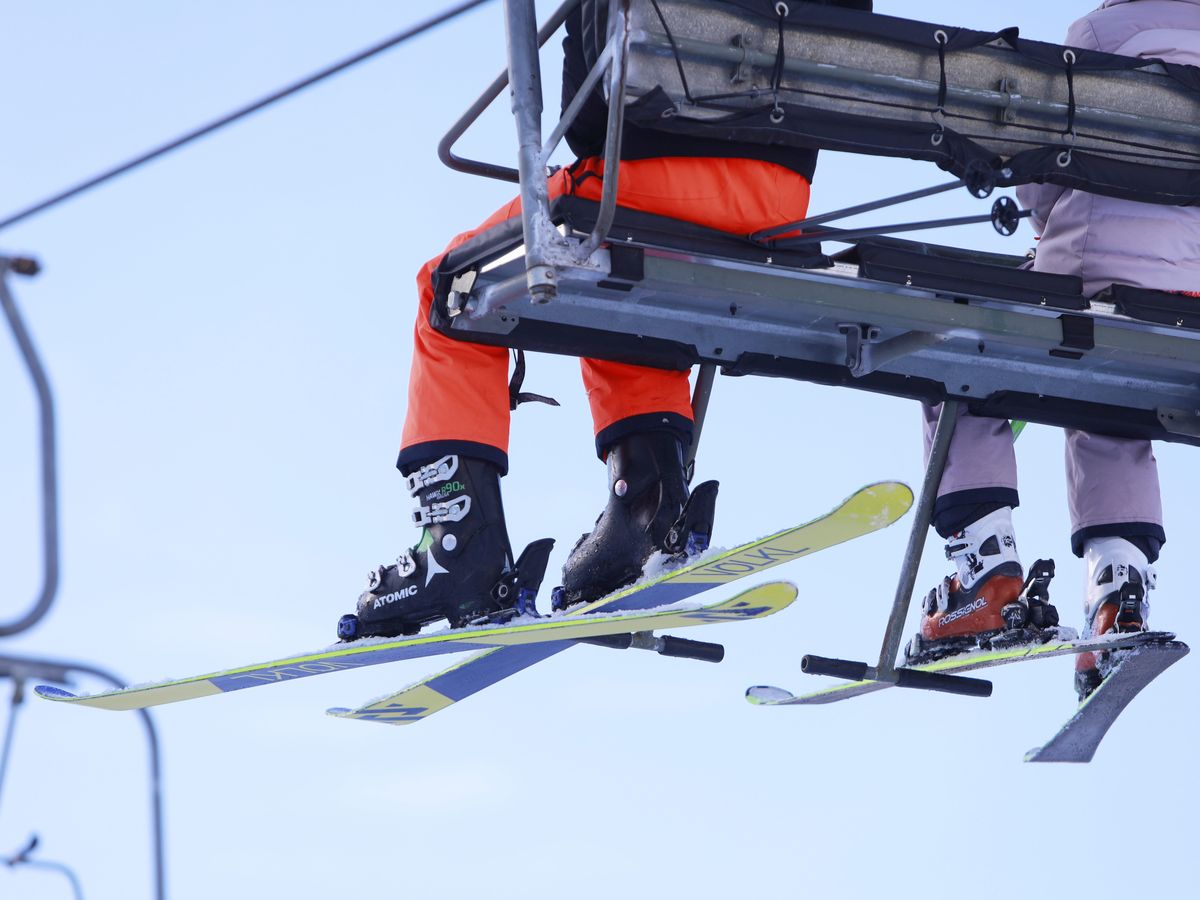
[
  {"xmin": 752, "ymin": 180, "xmax": 965, "ymax": 241},
  {"xmin": 838, "ymin": 325, "xmax": 950, "ymax": 378},
  {"xmin": 772, "ymin": 209, "xmax": 1032, "ymax": 247},
  {"xmin": 801, "ymin": 654, "xmax": 991, "ymax": 697},
  {"xmin": 577, "ymin": 631, "xmax": 725, "ymax": 662},
  {"xmin": 872, "ymin": 398, "xmax": 961, "ymax": 682},
  {"xmin": 0, "ymin": 655, "xmax": 166, "ymax": 900},
  {"xmin": 1157, "ymin": 407, "xmax": 1200, "ymax": 439},
  {"xmin": 439, "ymin": 0, "xmax": 579, "ymax": 182},
  {"xmin": 542, "ymin": 38, "xmax": 617, "ymax": 164},
  {"xmin": 0, "ymin": 257, "xmax": 60, "ymax": 638},
  {"xmin": 685, "ymin": 363, "xmax": 717, "ymax": 471},
  {"xmin": 504, "ymin": 0, "xmax": 560, "ymax": 301},
  {"xmin": 2, "ymin": 836, "xmax": 86, "ymax": 900},
  {"xmin": 577, "ymin": 0, "xmax": 632, "ymax": 259}
]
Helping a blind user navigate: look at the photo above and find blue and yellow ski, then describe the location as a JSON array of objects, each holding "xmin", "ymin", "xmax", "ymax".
[
  {"xmin": 36, "ymin": 582, "xmax": 798, "ymax": 712},
  {"xmin": 325, "ymin": 482, "xmax": 913, "ymax": 725}
]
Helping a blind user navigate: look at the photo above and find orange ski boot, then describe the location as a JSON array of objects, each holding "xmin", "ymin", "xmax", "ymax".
[{"xmin": 906, "ymin": 508, "xmax": 1059, "ymax": 663}]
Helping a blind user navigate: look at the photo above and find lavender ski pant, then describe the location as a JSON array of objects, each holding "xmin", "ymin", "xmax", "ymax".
[{"xmin": 921, "ymin": 404, "xmax": 1165, "ymax": 557}]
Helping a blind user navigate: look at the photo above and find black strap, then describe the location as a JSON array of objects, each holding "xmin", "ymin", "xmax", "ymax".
[
  {"xmin": 509, "ymin": 349, "xmax": 560, "ymax": 411},
  {"xmin": 771, "ymin": 4, "xmax": 788, "ymax": 116},
  {"xmin": 936, "ymin": 35, "xmax": 948, "ymax": 112},
  {"xmin": 649, "ymin": 0, "xmax": 695, "ymax": 103},
  {"xmin": 1064, "ymin": 51, "xmax": 1077, "ymax": 137}
]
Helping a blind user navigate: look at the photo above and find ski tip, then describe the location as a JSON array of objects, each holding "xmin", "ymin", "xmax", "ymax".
[
  {"xmin": 325, "ymin": 707, "xmax": 351, "ymax": 717},
  {"xmin": 745, "ymin": 685, "xmax": 795, "ymax": 705},
  {"xmin": 34, "ymin": 685, "xmax": 81, "ymax": 701}
]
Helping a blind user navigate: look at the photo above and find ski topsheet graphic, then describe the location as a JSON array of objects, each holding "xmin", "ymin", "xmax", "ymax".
[
  {"xmin": 323, "ymin": 481, "xmax": 914, "ymax": 725},
  {"xmin": 36, "ymin": 582, "xmax": 798, "ymax": 712},
  {"xmin": 37, "ymin": 482, "xmax": 911, "ymax": 720}
]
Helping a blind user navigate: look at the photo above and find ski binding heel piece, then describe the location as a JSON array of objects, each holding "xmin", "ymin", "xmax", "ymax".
[
  {"xmin": 663, "ymin": 480, "xmax": 718, "ymax": 556},
  {"xmin": 457, "ymin": 537, "xmax": 555, "ymax": 628}
]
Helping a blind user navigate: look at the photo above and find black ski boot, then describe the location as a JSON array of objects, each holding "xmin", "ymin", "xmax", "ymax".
[
  {"xmin": 336, "ymin": 455, "xmax": 553, "ymax": 640},
  {"xmin": 553, "ymin": 431, "xmax": 718, "ymax": 610}
]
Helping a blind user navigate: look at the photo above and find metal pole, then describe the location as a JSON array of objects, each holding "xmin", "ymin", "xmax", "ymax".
[
  {"xmin": 752, "ymin": 180, "xmax": 964, "ymax": 241},
  {"xmin": 0, "ymin": 257, "xmax": 60, "ymax": 638},
  {"xmin": 872, "ymin": 399, "xmax": 960, "ymax": 681},
  {"xmin": 440, "ymin": 0, "xmax": 580, "ymax": 182},
  {"xmin": 685, "ymin": 364, "xmax": 717, "ymax": 471},
  {"xmin": 766, "ymin": 209, "xmax": 1032, "ymax": 246},
  {"xmin": 0, "ymin": 680, "xmax": 23, "ymax": 812},
  {"xmin": 503, "ymin": 0, "xmax": 558, "ymax": 302},
  {"xmin": 578, "ymin": 0, "xmax": 632, "ymax": 258}
]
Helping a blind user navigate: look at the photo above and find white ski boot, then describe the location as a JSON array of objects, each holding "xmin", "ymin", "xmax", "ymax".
[{"xmin": 1074, "ymin": 537, "xmax": 1156, "ymax": 701}]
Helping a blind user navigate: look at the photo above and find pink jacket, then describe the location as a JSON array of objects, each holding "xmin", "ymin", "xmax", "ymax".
[{"xmin": 1015, "ymin": 0, "xmax": 1200, "ymax": 295}]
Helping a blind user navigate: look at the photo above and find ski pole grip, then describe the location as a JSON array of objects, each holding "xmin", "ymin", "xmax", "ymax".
[
  {"xmin": 801, "ymin": 655, "xmax": 870, "ymax": 681},
  {"xmin": 893, "ymin": 668, "xmax": 992, "ymax": 697},
  {"xmin": 658, "ymin": 636, "xmax": 724, "ymax": 663}
]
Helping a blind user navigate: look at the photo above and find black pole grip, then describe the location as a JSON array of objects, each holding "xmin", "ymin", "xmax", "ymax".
[
  {"xmin": 801, "ymin": 655, "xmax": 870, "ymax": 681},
  {"xmin": 801, "ymin": 655, "xmax": 992, "ymax": 698},
  {"xmin": 657, "ymin": 636, "xmax": 724, "ymax": 663},
  {"xmin": 894, "ymin": 668, "xmax": 992, "ymax": 697}
]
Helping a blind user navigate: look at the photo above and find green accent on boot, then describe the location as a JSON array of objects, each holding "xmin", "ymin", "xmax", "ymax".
[{"xmin": 416, "ymin": 529, "xmax": 435, "ymax": 554}]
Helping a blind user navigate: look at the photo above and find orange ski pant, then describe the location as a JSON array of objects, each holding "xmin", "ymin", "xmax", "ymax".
[{"xmin": 399, "ymin": 156, "xmax": 811, "ymax": 474}]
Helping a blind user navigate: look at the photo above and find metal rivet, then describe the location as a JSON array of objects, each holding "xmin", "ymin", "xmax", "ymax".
[
  {"xmin": 442, "ymin": 534, "xmax": 458, "ymax": 552},
  {"xmin": 614, "ymin": 479, "xmax": 628, "ymax": 498}
]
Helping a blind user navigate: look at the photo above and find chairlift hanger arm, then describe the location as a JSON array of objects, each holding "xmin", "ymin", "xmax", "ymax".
[
  {"xmin": 0, "ymin": 258, "xmax": 59, "ymax": 639},
  {"xmin": 0, "ymin": 653, "xmax": 166, "ymax": 900}
]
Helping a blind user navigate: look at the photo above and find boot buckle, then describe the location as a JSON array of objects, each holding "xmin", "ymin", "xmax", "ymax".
[
  {"xmin": 412, "ymin": 495, "xmax": 472, "ymax": 526},
  {"xmin": 405, "ymin": 455, "xmax": 460, "ymax": 494},
  {"xmin": 395, "ymin": 551, "xmax": 417, "ymax": 578}
]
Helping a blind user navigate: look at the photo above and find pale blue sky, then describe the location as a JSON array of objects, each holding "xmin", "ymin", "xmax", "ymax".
[{"xmin": 1, "ymin": 3, "xmax": 1196, "ymax": 899}]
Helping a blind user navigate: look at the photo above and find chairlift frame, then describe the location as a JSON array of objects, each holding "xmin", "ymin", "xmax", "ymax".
[{"xmin": 437, "ymin": 0, "xmax": 1200, "ymax": 696}]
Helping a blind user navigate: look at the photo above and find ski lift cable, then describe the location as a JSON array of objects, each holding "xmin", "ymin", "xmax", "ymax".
[{"xmin": 0, "ymin": 0, "xmax": 496, "ymax": 235}]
